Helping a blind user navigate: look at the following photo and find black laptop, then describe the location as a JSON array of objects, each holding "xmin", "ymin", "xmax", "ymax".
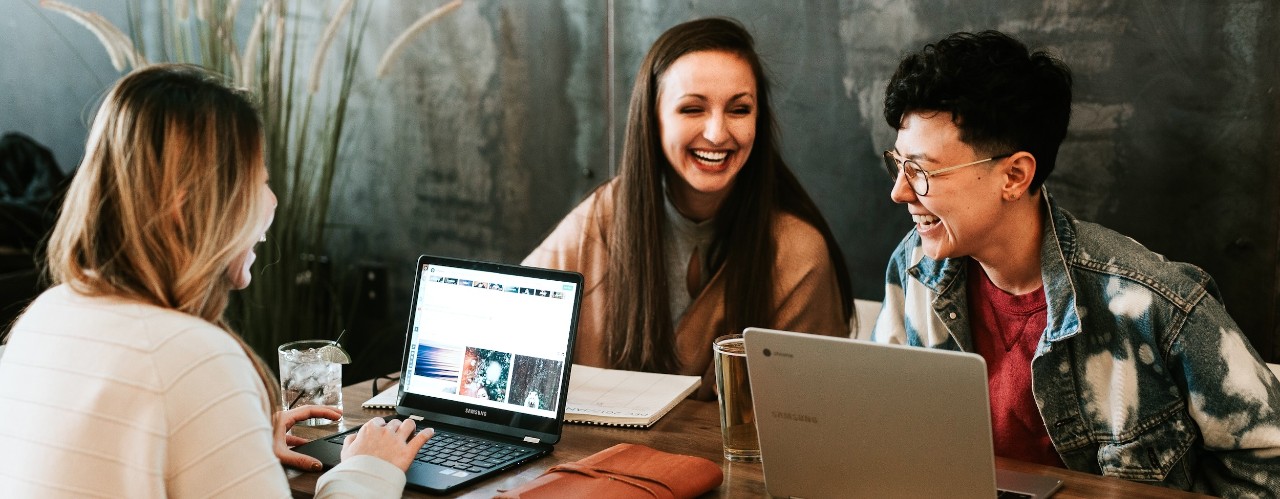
[{"xmin": 294, "ymin": 255, "xmax": 583, "ymax": 494}]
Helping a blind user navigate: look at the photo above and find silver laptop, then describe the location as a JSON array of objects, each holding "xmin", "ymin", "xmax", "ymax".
[
  {"xmin": 743, "ymin": 327, "xmax": 1062, "ymax": 499},
  {"xmin": 295, "ymin": 255, "xmax": 583, "ymax": 494}
]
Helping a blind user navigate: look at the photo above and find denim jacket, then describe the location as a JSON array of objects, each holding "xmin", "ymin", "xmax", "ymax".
[{"xmin": 871, "ymin": 192, "xmax": 1280, "ymax": 497}]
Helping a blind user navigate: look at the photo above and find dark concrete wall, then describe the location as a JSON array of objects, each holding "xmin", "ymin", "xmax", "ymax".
[{"xmin": 3, "ymin": 0, "xmax": 1277, "ymax": 362}]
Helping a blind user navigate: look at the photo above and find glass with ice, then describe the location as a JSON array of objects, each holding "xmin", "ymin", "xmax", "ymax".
[{"xmin": 278, "ymin": 339, "xmax": 348, "ymax": 425}]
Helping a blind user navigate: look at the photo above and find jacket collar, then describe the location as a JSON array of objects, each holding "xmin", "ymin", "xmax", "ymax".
[
  {"xmin": 907, "ymin": 188, "xmax": 1083, "ymax": 344},
  {"xmin": 1039, "ymin": 191, "xmax": 1082, "ymax": 343}
]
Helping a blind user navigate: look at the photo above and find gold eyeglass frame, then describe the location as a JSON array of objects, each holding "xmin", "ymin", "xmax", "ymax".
[{"xmin": 882, "ymin": 150, "xmax": 1013, "ymax": 196}]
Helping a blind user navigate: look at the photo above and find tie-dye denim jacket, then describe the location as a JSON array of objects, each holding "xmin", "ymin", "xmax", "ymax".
[{"xmin": 871, "ymin": 193, "xmax": 1280, "ymax": 497}]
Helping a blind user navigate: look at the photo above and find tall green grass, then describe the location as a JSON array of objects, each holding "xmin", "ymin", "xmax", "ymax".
[{"xmin": 41, "ymin": 0, "xmax": 460, "ymax": 363}]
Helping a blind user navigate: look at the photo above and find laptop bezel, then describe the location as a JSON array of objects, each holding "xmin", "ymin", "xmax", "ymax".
[{"xmin": 393, "ymin": 254, "xmax": 583, "ymax": 445}]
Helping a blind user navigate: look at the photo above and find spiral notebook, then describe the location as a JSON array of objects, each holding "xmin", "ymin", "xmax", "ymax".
[
  {"xmin": 363, "ymin": 358, "xmax": 702, "ymax": 422},
  {"xmin": 563, "ymin": 365, "xmax": 700, "ymax": 428},
  {"xmin": 362, "ymin": 386, "xmax": 398, "ymax": 409}
]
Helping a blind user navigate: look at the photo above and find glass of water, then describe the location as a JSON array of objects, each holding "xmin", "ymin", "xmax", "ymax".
[{"xmin": 278, "ymin": 339, "xmax": 344, "ymax": 425}]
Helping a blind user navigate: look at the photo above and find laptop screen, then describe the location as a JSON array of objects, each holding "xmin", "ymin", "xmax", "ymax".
[{"xmin": 397, "ymin": 256, "xmax": 582, "ymax": 438}]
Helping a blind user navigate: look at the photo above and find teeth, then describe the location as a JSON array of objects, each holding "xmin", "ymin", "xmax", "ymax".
[
  {"xmin": 692, "ymin": 150, "xmax": 728, "ymax": 163},
  {"xmin": 912, "ymin": 214, "xmax": 939, "ymax": 225}
]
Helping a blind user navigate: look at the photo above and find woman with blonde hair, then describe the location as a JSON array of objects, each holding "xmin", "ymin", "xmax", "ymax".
[{"xmin": 0, "ymin": 64, "xmax": 430, "ymax": 497}]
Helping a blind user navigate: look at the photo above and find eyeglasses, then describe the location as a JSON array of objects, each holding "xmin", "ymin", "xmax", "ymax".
[{"xmin": 882, "ymin": 150, "xmax": 1012, "ymax": 196}]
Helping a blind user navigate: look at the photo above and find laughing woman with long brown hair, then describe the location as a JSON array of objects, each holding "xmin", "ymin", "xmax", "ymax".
[{"xmin": 524, "ymin": 18, "xmax": 852, "ymax": 399}]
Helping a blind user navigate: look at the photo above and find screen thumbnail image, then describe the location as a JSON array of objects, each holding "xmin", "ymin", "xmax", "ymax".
[
  {"xmin": 458, "ymin": 347, "xmax": 512, "ymax": 403},
  {"xmin": 413, "ymin": 343, "xmax": 464, "ymax": 394},
  {"xmin": 508, "ymin": 355, "xmax": 565, "ymax": 411}
]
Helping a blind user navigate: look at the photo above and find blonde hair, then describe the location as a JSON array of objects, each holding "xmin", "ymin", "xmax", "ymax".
[{"xmin": 47, "ymin": 63, "xmax": 280, "ymax": 416}]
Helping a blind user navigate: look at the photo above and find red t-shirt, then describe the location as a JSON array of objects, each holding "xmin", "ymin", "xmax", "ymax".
[{"xmin": 966, "ymin": 259, "xmax": 1064, "ymax": 468}]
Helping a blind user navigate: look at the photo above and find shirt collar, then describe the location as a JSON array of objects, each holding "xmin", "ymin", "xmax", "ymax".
[
  {"xmin": 908, "ymin": 188, "xmax": 1082, "ymax": 343},
  {"xmin": 661, "ymin": 178, "xmax": 716, "ymax": 238}
]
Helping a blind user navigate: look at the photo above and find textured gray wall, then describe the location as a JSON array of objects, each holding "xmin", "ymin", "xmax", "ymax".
[
  {"xmin": 3, "ymin": 0, "xmax": 1277, "ymax": 362},
  {"xmin": 2, "ymin": 1, "xmax": 122, "ymax": 174},
  {"xmin": 606, "ymin": 0, "xmax": 1280, "ymax": 361}
]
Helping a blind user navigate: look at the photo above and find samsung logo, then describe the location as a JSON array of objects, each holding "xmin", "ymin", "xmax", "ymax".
[
  {"xmin": 772, "ymin": 411, "xmax": 818, "ymax": 424},
  {"xmin": 465, "ymin": 408, "xmax": 487, "ymax": 417}
]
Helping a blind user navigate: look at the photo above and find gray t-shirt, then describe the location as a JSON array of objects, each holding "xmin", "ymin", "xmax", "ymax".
[{"xmin": 662, "ymin": 193, "xmax": 716, "ymax": 329}]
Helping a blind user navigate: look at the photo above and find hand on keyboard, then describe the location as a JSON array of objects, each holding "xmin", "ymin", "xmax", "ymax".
[{"xmin": 341, "ymin": 416, "xmax": 436, "ymax": 471}]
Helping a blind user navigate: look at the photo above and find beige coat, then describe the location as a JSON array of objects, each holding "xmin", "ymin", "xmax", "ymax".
[{"xmin": 523, "ymin": 181, "xmax": 848, "ymax": 400}]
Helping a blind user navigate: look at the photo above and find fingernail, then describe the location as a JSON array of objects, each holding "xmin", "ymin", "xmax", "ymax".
[{"xmin": 311, "ymin": 462, "xmax": 323, "ymax": 471}]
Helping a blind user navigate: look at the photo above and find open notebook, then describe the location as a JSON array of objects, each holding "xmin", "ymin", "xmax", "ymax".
[
  {"xmin": 563, "ymin": 365, "xmax": 699, "ymax": 428},
  {"xmin": 362, "ymin": 385, "xmax": 398, "ymax": 409},
  {"xmin": 365, "ymin": 366, "xmax": 699, "ymax": 428}
]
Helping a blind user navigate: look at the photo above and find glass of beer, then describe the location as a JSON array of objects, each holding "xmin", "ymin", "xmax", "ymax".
[{"xmin": 713, "ymin": 333, "xmax": 760, "ymax": 462}]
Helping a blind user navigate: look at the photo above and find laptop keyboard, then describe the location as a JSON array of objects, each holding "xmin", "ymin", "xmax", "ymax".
[
  {"xmin": 413, "ymin": 429, "xmax": 536, "ymax": 473},
  {"xmin": 996, "ymin": 490, "xmax": 1033, "ymax": 499},
  {"xmin": 325, "ymin": 427, "xmax": 535, "ymax": 474}
]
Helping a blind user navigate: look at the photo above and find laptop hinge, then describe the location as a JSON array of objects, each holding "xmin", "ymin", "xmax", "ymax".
[
  {"xmin": 408, "ymin": 414, "xmax": 424, "ymax": 421},
  {"xmin": 523, "ymin": 436, "xmax": 540, "ymax": 444}
]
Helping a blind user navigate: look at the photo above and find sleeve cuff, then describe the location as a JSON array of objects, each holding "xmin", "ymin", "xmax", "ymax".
[{"xmin": 315, "ymin": 454, "xmax": 406, "ymax": 498}]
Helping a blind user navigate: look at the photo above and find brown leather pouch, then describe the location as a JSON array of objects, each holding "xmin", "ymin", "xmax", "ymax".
[{"xmin": 494, "ymin": 443, "xmax": 723, "ymax": 499}]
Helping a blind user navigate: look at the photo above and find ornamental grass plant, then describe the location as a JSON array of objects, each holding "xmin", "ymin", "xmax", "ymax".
[{"xmin": 41, "ymin": 0, "xmax": 460, "ymax": 364}]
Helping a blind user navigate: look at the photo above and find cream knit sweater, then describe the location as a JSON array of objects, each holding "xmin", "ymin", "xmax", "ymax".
[{"xmin": 0, "ymin": 285, "xmax": 403, "ymax": 498}]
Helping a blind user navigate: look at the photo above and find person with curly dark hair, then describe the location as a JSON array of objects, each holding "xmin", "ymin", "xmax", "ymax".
[{"xmin": 870, "ymin": 31, "xmax": 1279, "ymax": 496}]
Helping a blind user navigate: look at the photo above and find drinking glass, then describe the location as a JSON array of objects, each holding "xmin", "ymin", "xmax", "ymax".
[
  {"xmin": 278, "ymin": 339, "xmax": 343, "ymax": 425},
  {"xmin": 713, "ymin": 333, "xmax": 760, "ymax": 462}
]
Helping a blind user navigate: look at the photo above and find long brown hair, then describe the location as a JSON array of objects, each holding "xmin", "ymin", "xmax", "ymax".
[
  {"xmin": 605, "ymin": 18, "xmax": 852, "ymax": 372},
  {"xmin": 46, "ymin": 63, "xmax": 280, "ymax": 416}
]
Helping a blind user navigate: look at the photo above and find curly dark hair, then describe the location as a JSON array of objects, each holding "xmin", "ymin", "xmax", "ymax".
[{"xmin": 884, "ymin": 30, "xmax": 1072, "ymax": 191}]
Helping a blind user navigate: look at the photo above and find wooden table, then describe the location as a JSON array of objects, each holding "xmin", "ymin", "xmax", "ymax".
[{"xmin": 286, "ymin": 378, "xmax": 1213, "ymax": 498}]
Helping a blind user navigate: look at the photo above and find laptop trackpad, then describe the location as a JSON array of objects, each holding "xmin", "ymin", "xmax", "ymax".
[{"xmin": 408, "ymin": 461, "xmax": 469, "ymax": 489}]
